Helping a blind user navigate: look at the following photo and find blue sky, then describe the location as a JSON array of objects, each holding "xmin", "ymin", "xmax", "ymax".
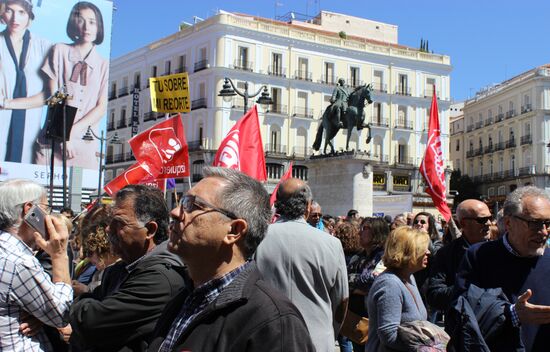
[{"xmin": 110, "ymin": 0, "xmax": 550, "ymax": 102}]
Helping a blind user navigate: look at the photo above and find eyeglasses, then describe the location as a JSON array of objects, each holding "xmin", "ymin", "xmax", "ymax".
[
  {"xmin": 463, "ymin": 216, "xmax": 492, "ymax": 225},
  {"xmin": 414, "ymin": 219, "xmax": 427, "ymax": 225},
  {"xmin": 513, "ymin": 215, "xmax": 550, "ymax": 231},
  {"xmin": 17, "ymin": 201, "xmax": 52, "ymax": 215},
  {"xmin": 310, "ymin": 212, "xmax": 322, "ymax": 218},
  {"xmin": 179, "ymin": 194, "xmax": 237, "ymax": 220}
]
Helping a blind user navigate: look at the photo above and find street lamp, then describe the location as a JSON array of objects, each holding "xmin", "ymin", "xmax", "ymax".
[
  {"xmin": 82, "ymin": 126, "xmax": 122, "ymax": 200},
  {"xmin": 218, "ymin": 77, "xmax": 273, "ymax": 114}
]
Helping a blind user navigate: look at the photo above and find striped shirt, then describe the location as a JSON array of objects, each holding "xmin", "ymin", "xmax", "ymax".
[
  {"xmin": 158, "ymin": 262, "xmax": 249, "ymax": 352},
  {"xmin": 0, "ymin": 231, "xmax": 73, "ymax": 351}
]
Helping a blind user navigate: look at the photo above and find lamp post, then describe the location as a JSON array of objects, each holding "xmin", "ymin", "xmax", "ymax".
[
  {"xmin": 218, "ymin": 77, "xmax": 273, "ymax": 114},
  {"xmin": 82, "ymin": 126, "xmax": 122, "ymax": 200}
]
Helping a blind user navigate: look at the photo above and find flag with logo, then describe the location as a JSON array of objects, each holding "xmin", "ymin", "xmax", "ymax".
[
  {"xmin": 213, "ymin": 106, "xmax": 266, "ymax": 181},
  {"xmin": 128, "ymin": 114, "xmax": 190, "ymax": 179},
  {"xmin": 104, "ymin": 161, "xmax": 155, "ymax": 196},
  {"xmin": 270, "ymin": 162, "xmax": 293, "ymax": 206},
  {"xmin": 420, "ymin": 87, "xmax": 451, "ymax": 221}
]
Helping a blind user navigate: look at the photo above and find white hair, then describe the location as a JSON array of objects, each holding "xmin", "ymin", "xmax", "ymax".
[{"xmin": 0, "ymin": 179, "xmax": 46, "ymax": 231}]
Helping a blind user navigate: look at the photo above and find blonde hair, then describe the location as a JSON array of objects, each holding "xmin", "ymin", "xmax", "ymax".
[{"xmin": 383, "ymin": 226, "xmax": 429, "ymax": 270}]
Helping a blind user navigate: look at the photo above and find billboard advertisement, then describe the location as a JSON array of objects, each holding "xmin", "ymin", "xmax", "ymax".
[{"xmin": 0, "ymin": 0, "xmax": 113, "ymax": 187}]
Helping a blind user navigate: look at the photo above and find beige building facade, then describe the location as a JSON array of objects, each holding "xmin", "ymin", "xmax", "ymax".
[
  {"xmin": 105, "ymin": 10, "xmax": 453, "ymax": 214},
  {"xmin": 456, "ymin": 64, "xmax": 550, "ymax": 204}
]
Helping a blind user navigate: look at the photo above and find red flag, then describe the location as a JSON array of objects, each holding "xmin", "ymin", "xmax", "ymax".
[
  {"xmin": 270, "ymin": 162, "xmax": 293, "ymax": 206},
  {"xmin": 420, "ymin": 87, "xmax": 451, "ymax": 221},
  {"xmin": 213, "ymin": 106, "xmax": 266, "ymax": 181},
  {"xmin": 104, "ymin": 161, "xmax": 155, "ymax": 196},
  {"xmin": 128, "ymin": 114, "xmax": 190, "ymax": 179}
]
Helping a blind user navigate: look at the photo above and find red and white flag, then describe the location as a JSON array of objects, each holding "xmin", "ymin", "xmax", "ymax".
[
  {"xmin": 128, "ymin": 114, "xmax": 190, "ymax": 179},
  {"xmin": 420, "ymin": 87, "xmax": 451, "ymax": 221},
  {"xmin": 104, "ymin": 161, "xmax": 155, "ymax": 196},
  {"xmin": 270, "ymin": 162, "xmax": 293, "ymax": 206},
  {"xmin": 213, "ymin": 106, "xmax": 267, "ymax": 181}
]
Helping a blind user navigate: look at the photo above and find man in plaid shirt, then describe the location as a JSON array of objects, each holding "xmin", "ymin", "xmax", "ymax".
[{"xmin": 0, "ymin": 179, "xmax": 73, "ymax": 351}]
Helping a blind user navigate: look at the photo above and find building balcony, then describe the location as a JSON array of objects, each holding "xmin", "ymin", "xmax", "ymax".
[
  {"xmin": 505, "ymin": 139, "xmax": 516, "ymax": 149},
  {"xmin": 107, "ymin": 120, "xmax": 115, "ymax": 131},
  {"xmin": 372, "ymin": 83, "xmax": 387, "ymax": 93},
  {"xmin": 503, "ymin": 169, "xmax": 515, "ymax": 178},
  {"xmin": 519, "ymin": 166, "xmax": 535, "ymax": 176},
  {"xmin": 423, "ymin": 89, "xmax": 439, "ymax": 98},
  {"xmin": 293, "ymin": 106, "xmax": 314, "ymax": 119},
  {"xmin": 233, "ymin": 59, "xmax": 254, "ymax": 72},
  {"xmin": 116, "ymin": 119, "xmax": 127, "ymax": 129},
  {"xmin": 372, "ymin": 154, "xmax": 389, "ymax": 163},
  {"xmin": 475, "ymin": 121, "xmax": 483, "ymax": 129},
  {"xmin": 194, "ymin": 59, "xmax": 209, "ymax": 72},
  {"xmin": 191, "ymin": 98, "xmax": 207, "ymax": 110},
  {"xmin": 173, "ymin": 66, "xmax": 187, "ymax": 74},
  {"xmin": 319, "ymin": 74, "xmax": 336, "ymax": 85},
  {"xmin": 294, "ymin": 70, "xmax": 312, "ymax": 81},
  {"xmin": 520, "ymin": 135, "xmax": 532, "ymax": 145},
  {"xmin": 495, "ymin": 113, "xmax": 504, "ymax": 122},
  {"xmin": 466, "ymin": 125, "xmax": 474, "ymax": 132},
  {"xmin": 484, "ymin": 117, "xmax": 493, "ymax": 126},
  {"xmin": 492, "ymin": 171, "xmax": 504, "ymax": 179},
  {"xmin": 292, "ymin": 146, "xmax": 313, "ymax": 158},
  {"xmin": 472, "ymin": 176, "xmax": 482, "ymax": 183},
  {"xmin": 108, "ymin": 91, "xmax": 117, "ymax": 100},
  {"xmin": 143, "ymin": 111, "xmax": 158, "ymax": 122},
  {"xmin": 264, "ymin": 143, "xmax": 287, "ymax": 157},
  {"xmin": 395, "ymin": 86, "xmax": 411, "ymax": 96},
  {"xmin": 370, "ymin": 117, "xmax": 389, "ymax": 127},
  {"xmin": 267, "ymin": 65, "xmax": 286, "ymax": 77},
  {"xmin": 494, "ymin": 142, "xmax": 505, "ymax": 151},
  {"xmin": 521, "ymin": 104, "xmax": 532, "ymax": 114},
  {"xmin": 395, "ymin": 118, "xmax": 413, "ymax": 130},
  {"xmin": 105, "ymin": 154, "xmax": 114, "ymax": 164},
  {"xmin": 266, "ymin": 104, "xmax": 287, "ymax": 115},
  {"xmin": 113, "ymin": 153, "xmax": 125, "ymax": 163},
  {"xmin": 187, "ymin": 140, "xmax": 203, "ymax": 152},
  {"xmin": 505, "ymin": 110, "xmax": 516, "ymax": 119},
  {"xmin": 466, "ymin": 150, "xmax": 475, "ymax": 158},
  {"xmin": 484, "ymin": 145, "xmax": 494, "ymax": 154},
  {"xmin": 394, "ymin": 156, "xmax": 415, "ymax": 167},
  {"xmin": 124, "ymin": 152, "xmax": 135, "ymax": 162},
  {"xmin": 118, "ymin": 87, "xmax": 129, "ymax": 97},
  {"xmin": 474, "ymin": 148, "xmax": 483, "ymax": 156}
]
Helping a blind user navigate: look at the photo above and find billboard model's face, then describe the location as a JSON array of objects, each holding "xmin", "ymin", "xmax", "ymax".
[
  {"xmin": 76, "ymin": 7, "xmax": 98, "ymax": 44},
  {"xmin": 3, "ymin": 3, "xmax": 31, "ymax": 35}
]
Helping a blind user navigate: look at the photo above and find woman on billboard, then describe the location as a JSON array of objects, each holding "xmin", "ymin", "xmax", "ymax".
[
  {"xmin": 35, "ymin": 1, "xmax": 108, "ymax": 170},
  {"xmin": 0, "ymin": 0, "xmax": 51, "ymax": 163}
]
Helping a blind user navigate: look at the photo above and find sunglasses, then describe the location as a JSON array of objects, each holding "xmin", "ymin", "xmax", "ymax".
[
  {"xmin": 179, "ymin": 194, "xmax": 237, "ymax": 220},
  {"xmin": 414, "ymin": 219, "xmax": 428, "ymax": 225},
  {"xmin": 513, "ymin": 215, "xmax": 550, "ymax": 231},
  {"xmin": 463, "ymin": 216, "xmax": 492, "ymax": 225}
]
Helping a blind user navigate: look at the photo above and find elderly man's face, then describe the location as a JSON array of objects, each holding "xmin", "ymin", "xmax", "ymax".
[
  {"xmin": 506, "ymin": 196, "xmax": 550, "ymax": 257},
  {"xmin": 168, "ymin": 177, "xmax": 234, "ymax": 263},
  {"xmin": 460, "ymin": 202, "xmax": 492, "ymax": 244},
  {"xmin": 307, "ymin": 204, "xmax": 322, "ymax": 226},
  {"xmin": 107, "ymin": 197, "xmax": 151, "ymax": 263}
]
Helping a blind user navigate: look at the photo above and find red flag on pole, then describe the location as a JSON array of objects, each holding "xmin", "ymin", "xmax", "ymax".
[
  {"xmin": 128, "ymin": 114, "xmax": 190, "ymax": 179},
  {"xmin": 104, "ymin": 161, "xmax": 155, "ymax": 196},
  {"xmin": 420, "ymin": 87, "xmax": 452, "ymax": 221},
  {"xmin": 213, "ymin": 106, "xmax": 267, "ymax": 181},
  {"xmin": 270, "ymin": 162, "xmax": 293, "ymax": 206}
]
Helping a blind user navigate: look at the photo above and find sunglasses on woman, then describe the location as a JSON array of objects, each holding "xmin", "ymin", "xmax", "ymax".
[{"xmin": 413, "ymin": 219, "xmax": 428, "ymax": 225}]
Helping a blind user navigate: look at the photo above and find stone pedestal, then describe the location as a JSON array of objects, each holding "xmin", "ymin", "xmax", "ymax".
[{"xmin": 305, "ymin": 152, "xmax": 373, "ymax": 217}]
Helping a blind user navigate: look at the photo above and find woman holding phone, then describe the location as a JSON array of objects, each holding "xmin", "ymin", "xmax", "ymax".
[{"xmin": 35, "ymin": 1, "xmax": 108, "ymax": 170}]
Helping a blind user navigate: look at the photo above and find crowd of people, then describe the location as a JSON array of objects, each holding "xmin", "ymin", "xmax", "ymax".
[{"xmin": 0, "ymin": 169, "xmax": 549, "ymax": 351}]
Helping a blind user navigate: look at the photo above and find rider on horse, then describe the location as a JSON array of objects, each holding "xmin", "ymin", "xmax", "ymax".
[{"xmin": 330, "ymin": 78, "xmax": 349, "ymax": 128}]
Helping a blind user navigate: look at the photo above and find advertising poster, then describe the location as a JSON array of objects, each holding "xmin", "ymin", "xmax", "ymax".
[{"xmin": 0, "ymin": 0, "xmax": 113, "ymax": 187}]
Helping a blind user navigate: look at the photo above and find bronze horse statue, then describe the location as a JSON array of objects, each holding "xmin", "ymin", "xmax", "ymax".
[{"xmin": 313, "ymin": 84, "xmax": 373, "ymax": 154}]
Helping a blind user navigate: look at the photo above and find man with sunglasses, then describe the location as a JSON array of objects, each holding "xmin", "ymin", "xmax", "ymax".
[
  {"xmin": 149, "ymin": 167, "xmax": 314, "ymax": 352},
  {"xmin": 69, "ymin": 185, "xmax": 186, "ymax": 351},
  {"xmin": 455, "ymin": 186, "xmax": 550, "ymax": 351},
  {"xmin": 426, "ymin": 199, "xmax": 491, "ymax": 312}
]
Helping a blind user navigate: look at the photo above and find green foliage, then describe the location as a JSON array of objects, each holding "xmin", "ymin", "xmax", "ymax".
[
  {"xmin": 449, "ymin": 170, "xmax": 481, "ymax": 209},
  {"xmin": 339, "ymin": 31, "xmax": 347, "ymax": 39}
]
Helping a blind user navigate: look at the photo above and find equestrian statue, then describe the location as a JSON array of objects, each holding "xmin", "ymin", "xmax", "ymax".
[{"xmin": 313, "ymin": 79, "xmax": 373, "ymax": 154}]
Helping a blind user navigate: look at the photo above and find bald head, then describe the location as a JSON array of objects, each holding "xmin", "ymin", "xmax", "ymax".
[
  {"xmin": 456, "ymin": 199, "xmax": 492, "ymax": 243},
  {"xmin": 275, "ymin": 178, "xmax": 313, "ymax": 220}
]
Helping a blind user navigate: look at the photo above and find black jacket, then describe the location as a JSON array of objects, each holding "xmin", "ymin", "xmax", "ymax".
[
  {"xmin": 426, "ymin": 236, "xmax": 470, "ymax": 311},
  {"xmin": 148, "ymin": 262, "xmax": 315, "ymax": 352},
  {"xmin": 70, "ymin": 241, "xmax": 187, "ymax": 352}
]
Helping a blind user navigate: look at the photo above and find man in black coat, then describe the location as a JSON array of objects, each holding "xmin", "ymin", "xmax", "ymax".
[
  {"xmin": 149, "ymin": 167, "xmax": 314, "ymax": 352},
  {"xmin": 454, "ymin": 186, "xmax": 550, "ymax": 351},
  {"xmin": 69, "ymin": 185, "xmax": 187, "ymax": 352},
  {"xmin": 426, "ymin": 199, "xmax": 491, "ymax": 311}
]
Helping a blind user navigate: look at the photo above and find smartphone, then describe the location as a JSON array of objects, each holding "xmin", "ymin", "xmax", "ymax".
[{"xmin": 23, "ymin": 204, "xmax": 48, "ymax": 239}]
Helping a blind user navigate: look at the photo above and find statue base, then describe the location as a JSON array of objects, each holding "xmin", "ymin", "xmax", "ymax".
[{"xmin": 305, "ymin": 151, "xmax": 373, "ymax": 217}]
